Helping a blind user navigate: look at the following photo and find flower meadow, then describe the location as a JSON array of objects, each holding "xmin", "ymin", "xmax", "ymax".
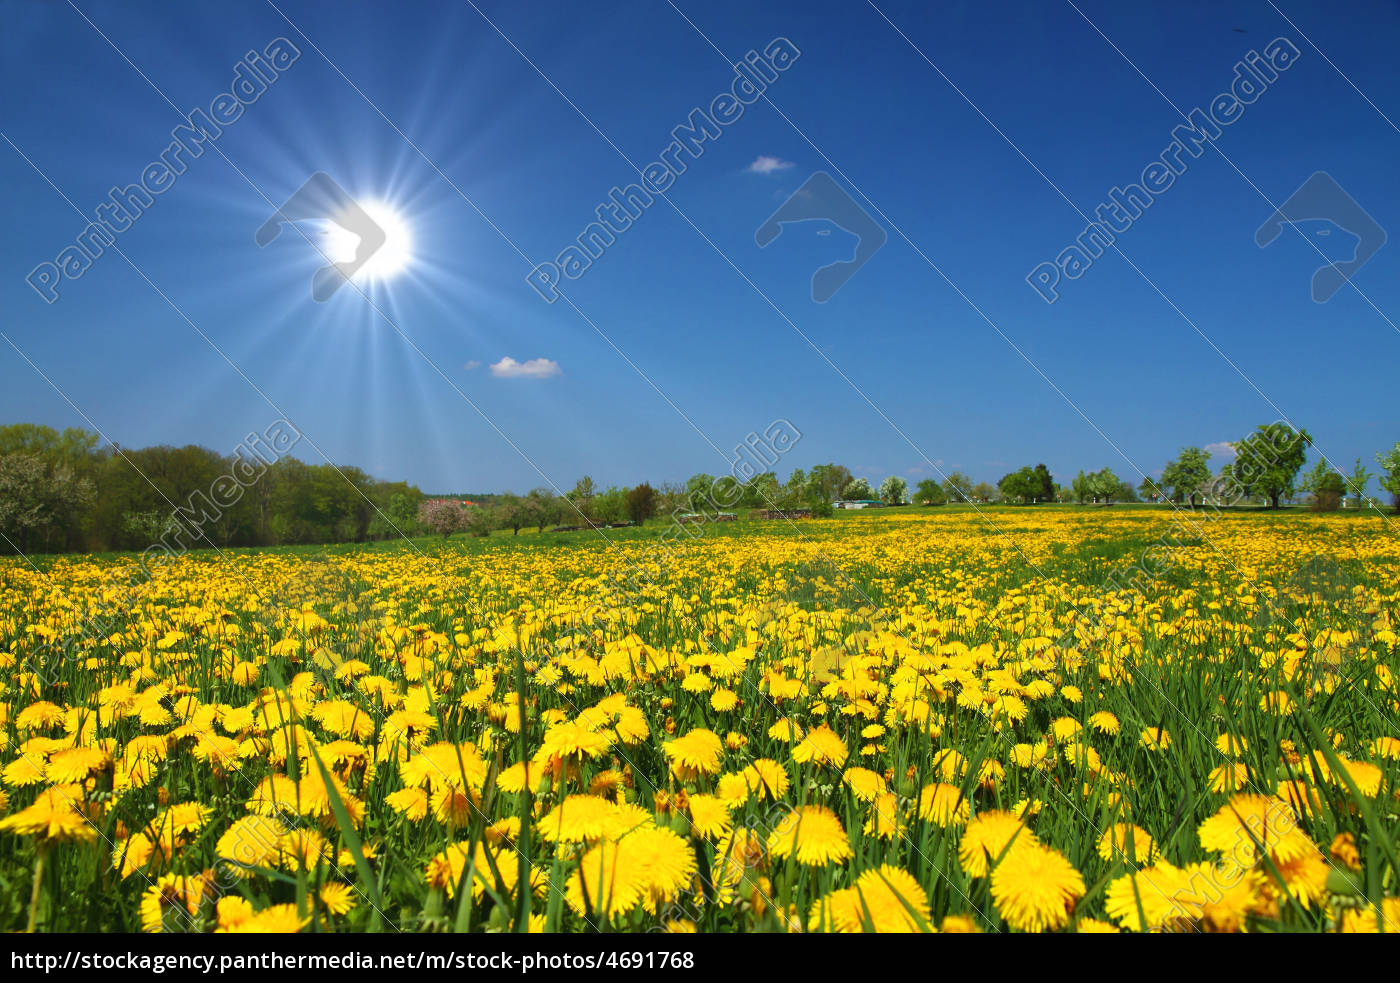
[{"xmin": 2, "ymin": 508, "xmax": 1398, "ymax": 934}]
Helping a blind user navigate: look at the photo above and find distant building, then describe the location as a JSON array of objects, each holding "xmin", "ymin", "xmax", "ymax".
[{"xmin": 834, "ymin": 499, "xmax": 884, "ymax": 510}]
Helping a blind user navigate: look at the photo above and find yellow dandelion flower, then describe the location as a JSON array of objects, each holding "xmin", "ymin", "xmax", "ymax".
[
  {"xmin": 216, "ymin": 896, "xmax": 255, "ymax": 931},
  {"xmin": 386, "ymin": 786, "xmax": 430, "ymax": 821},
  {"xmin": 811, "ymin": 865, "xmax": 931, "ymax": 932},
  {"xmin": 1329, "ymin": 832, "xmax": 1360, "ymax": 871},
  {"xmin": 686, "ymin": 794, "xmax": 733, "ymax": 840},
  {"xmin": 1368, "ymin": 737, "xmax": 1400, "ymax": 761},
  {"xmin": 1139, "ymin": 727, "xmax": 1171, "ymax": 751},
  {"xmin": 1198, "ymin": 795, "xmax": 1311, "ymax": 866},
  {"xmin": 140, "ymin": 873, "xmax": 209, "ymax": 933},
  {"xmin": 959, "ymin": 810, "xmax": 1037, "ymax": 878},
  {"xmin": 841, "ymin": 766, "xmax": 886, "ymax": 802},
  {"xmin": 767, "ymin": 805, "xmax": 853, "ymax": 866},
  {"xmin": 0, "ymin": 784, "xmax": 95, "ymax": 843},
  {"xmin": 709, "ymin": 688, "xmax": 739, "ymax": 712},
  {"xmin": 45, "ymin": 746, "xmax": 110, "ymax": 783},
  {"xmin": 767, "ymin": 718, "xmax": 804, "ymax": 743},
  {"xmin": 1208, "ymin": 762, "xmax": 1250, "ymax": 793},
  {"xmin": 744, "ymin": 759, "xmax": 790, "ymax": 800},
  {"xmin": 319, "ymin": 882, "xmax": 357, "ymax": 916},
  {"xmin": 1096, "ymin": 823, "xmax": 1157, "ymax": 864},
  {"xmin": 1088, "ymin": 711, "xmax": 1120, "ymax": 735},
  {"xmin": 1076, "ymin": 917, "xmax": 1120, "ymax": 933},
  {"xmin": 220, "ymin": 903, "xmax": 309, "ymax": 933},
  {"xmin": 990, "ymin": 841, "xmax": 1084, "ymax": 932},
  {"xmin": 1215, "ymin": 733, "xmax": 1248, "ymax": 757},
  {"xmin": 916, "ymin": 783, "xmax": 970, "ymax": 828},
  {"xmin": 790, "ymin": 725, "xmax": 849, "ymax": 769},
  {"xmin": 1338, "ymin": 899, "xmax": 1400, "ymax": 933},
  {"xmin": 216, "ymin": 814, "xmax": 284, "ymax": 874},
  {"xmin": 863, "ymin": 792, "xmax": 906, "ymax": 841},
  {"xmin": 663, "ymin": 728, "xmax": 723, "ymax": 778}
]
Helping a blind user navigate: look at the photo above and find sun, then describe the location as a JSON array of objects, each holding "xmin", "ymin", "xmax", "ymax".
[{"xmin": 321, "ymin": 199, "xmax": 413, "ymax": 282}]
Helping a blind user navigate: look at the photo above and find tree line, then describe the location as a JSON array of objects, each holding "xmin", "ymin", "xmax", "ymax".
[
  {"xmin": 0, "ymin": 423, "xmax": 421, "ymax": 554},
  {"xmin": 1001, "ymin": 424, "xmax": 1396, "ymax": 511},
  {"xmin": 3, "ymin": 421, "xmax": 1398, "ymax": 555}
]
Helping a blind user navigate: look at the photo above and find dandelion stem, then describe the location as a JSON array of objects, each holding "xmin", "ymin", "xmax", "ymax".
[{"xmin": 27, "ymin": 845, "xmax": 47, "ymax": 933}]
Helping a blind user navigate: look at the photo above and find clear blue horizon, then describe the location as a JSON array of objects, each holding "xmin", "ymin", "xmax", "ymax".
[{"xmin": 2, "ymin": 0, "xmax": 1397, "ymax": 497}]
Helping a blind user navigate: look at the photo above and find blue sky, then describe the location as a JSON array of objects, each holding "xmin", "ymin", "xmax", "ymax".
[{"xmin": 2, "ymin": 0, "xmax": 1397, "ymax": 495}]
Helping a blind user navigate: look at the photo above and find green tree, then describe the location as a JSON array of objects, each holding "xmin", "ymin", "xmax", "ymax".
[
  {"xmin": 0, "ymin": 420, "xmax": 433, "ymax": 552},
  {"xmin": 1345, "ymin": 457, "xmax": 1372, "ymax": 507},
  {"xmin": 741, "ymin": 472, "xmax": 780, "ymax": 508},
  {"xmin": 592, "ymin": 486, "xmax": 628, "ymax": 524},
  {"xmin": 1375, "ymin": 442, "xmax": 1400, "ymax": 510},
  {"xmin": 1300, "ymin": 459, "xmax": 1336, "ymax": 497},
  {"xmin": 779, "ymin": 468, "xmax": 808, "ymax": 509},
  {"xmin": 710, "ymin": 476, "xmax": 744, "ymax": 512},
  {"xmin": 998, "ymin": 467, "xmax": 1039, "ymax": 503},
  {"xmin": 1071, "ymin": 471, "xmax": 1091, "ymax": 504},
  {"xmin": 368, "ymin": 487, "xmax": 424, "ymax": 539},
  {"xmin": 971, "ymin": 481, "xmax": 996, "ymax": 503},
  {"xmin": 1032, "ymin": 463, "xmax": 1055, "ymax": 502},
  {"xmin": 0, "ymin": 424, "xmax": 100, "ymax": 467},
  {"xmin": 807, "ymin": 463, "xmax": 852, "ymax": 505},
  {"xmin": 567, "ymin": 476, "xmax": 597, "ymax": 520},
  {"xmin": 1221, "ymin": 424, "xmax": 1311, "ymax": 509},
  {"xmin": 1312, "ymin": 470, "xmax": 1345, "ymax": 511},
  {"xmin": 463, "ymin": 504, "xmax": 496, "ymax": 537},
  {"xmin": 879, "ymin": 475, "xmax": 908, "ymax": 505},
  {"xmin": 942, "ymin": 471, "xmax": 973, "ymax": 503},
  {"xmin": 625, "ymin": 483, "xmax": 658, "ymax": 525},
  {"xmin": 684, "ymin": 474, "xmax": 716, "ymax": 515},
  {"xmin": 656, "ymin": 482, "xmax": 689, "ymax": 518},
  {"xmin": 0, "ymin": 453, "xmax": 96, "ymax": 553},
  {"xmin": 914, "ymin": 478, "xmax": 946, "ymax": 505},
  {"xmin": 1160, "ymin": 447, "xmax": 1212, "ymax": 507},
  {"xmin": 496, "ymin": 493, "xmax": 528, "ymax": 535},
  {"xmin": 524, "ymin": 488, "xmax": 561, "ymax": 530},
  {"xmin": 841, "ymin": 477, "xmax": 874, "ymax": 501},
  {"xmin": 1087, "ymin": 468, "xmax": 1121, "ymax": 504}
]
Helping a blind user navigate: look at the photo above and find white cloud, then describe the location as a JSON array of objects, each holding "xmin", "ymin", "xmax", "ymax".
[
  {"xmin": 490, "ymin": 356, "xmax": 561, "ymax": 379},
  {"xmin": 747, "ymin": 155, "xmax": 794, "ymax": 175},
  {"xmin": 1204, "ymin": 441, "xmax": 1236, "ymax": 460},
  {"xmin": 463, "ymin": 360, "xmax": 481, "ymax": 371}
]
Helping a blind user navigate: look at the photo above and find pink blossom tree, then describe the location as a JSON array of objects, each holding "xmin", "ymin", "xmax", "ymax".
[{"xmin": 417, "ymin": 499, "xmax": 464, "ymax": 538}]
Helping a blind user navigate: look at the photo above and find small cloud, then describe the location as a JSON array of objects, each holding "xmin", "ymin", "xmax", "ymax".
[
  {"xmin": 463, "ymin": 360, "xmax": 481, "ymax": 371},
  {"xmin": 747, "ymin": 155, "xmax": 794, "ymax": 175},
  {"xmin": 1204, "ymin": 441, "xmax": 1236, "ymax": 460},
  {"xmin": 490, "ymin": 356, "xmax": 561, "ymax": 379}
]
